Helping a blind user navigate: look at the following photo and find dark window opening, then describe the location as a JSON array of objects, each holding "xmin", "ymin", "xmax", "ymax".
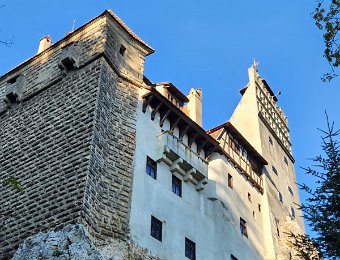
[
  {"xmin": 284, "ymin": 156, "xmax": 288, "ymax": 165},
  {"xmin": 146, "ymin": 156, "xmax": 157, "ymax": 179},
  {"xmin": 185, "ymin": 238, "xmax": 196, "ymax": 260},
  {"xmin": 228, "ymin": 174, "xmax": 233, "ymax": 189},
  {"xmin": 172, "ymin": 175, "xmax": 182, "ymax": 197},
  {"xmin": 240, "ymin": 217, "xmax": 248, "ymax": 237},
  {"xmin": 288, "ymin": 186, "xmax": 294, "ymax": 196},
  {"xmin": 291, "ymin": 207, "xmax": 295, "ymax": 218},
  {"xmin": 119, "ymin": 44, "xmax": 126, "ymax": 56},
  {"xmin": 269, "ymin": 136, "xmax": 273, "ymax": 145},
  {"xmin": 272, "ymin": 165, "xmax": 278, "ymax": 176},
  {"xmin": 230, "ymin": 136, "xmax": 240, "ymax": 155},
  {"xmin": 7, "ymin": 75, "xmax": 19, "ymax": 84},
  {"xmin": 258, "ymin": 203, "xmax": 261, "ymax": 212},
  {"xmin": 150, "ymin": 216, "xmax": 162, "ymax": 241},
  {"xmin": 5, "ymin": 92, "xmax": 18, "ymax": 104},
  {"xmin": 279, "ymin": 192, "xmax": 283, "ymax": 204},
  {"xmin": 248, "ymin": 193, "xmax": 252, "ymax": 202},
  {"xmin": 231, "ymin": 255, "xmax": 238, "ymax": 260}
]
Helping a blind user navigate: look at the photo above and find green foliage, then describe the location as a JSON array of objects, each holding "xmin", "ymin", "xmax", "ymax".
[
  {"xmin": 312, "ymin": 0, "xmax": 340, "ymax": 81},
  {"xmin": 52, "ymin": 247, "xmax": 64, "ymax": 257},
  {"xmin": 2, "ymin": 176, "xmax": 23, "ymax": 192},
  {"xmin": 299, "ymin": 114, "xmax": 340, "ymax": 259}
]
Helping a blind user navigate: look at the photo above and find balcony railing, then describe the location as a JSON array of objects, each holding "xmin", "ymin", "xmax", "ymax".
[{"xmin": 156, "ymin": 131, "xmax": 208, "ymax": 191}]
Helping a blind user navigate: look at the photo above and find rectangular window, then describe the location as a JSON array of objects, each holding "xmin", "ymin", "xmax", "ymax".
[
  {"xmin": 150, "ymin": 216, "xmax": 162, "ymax": 241},
  {"xmin": 284, "ymin": 156, "xmax": 288, "ymax": 165},
  {"xmin": 119, "ymin": 44, "xmax": 126, "ymax": 56},
  {"xmin": 240, "ymin": 217, "xmax": 248, "ymax": 237},
  {"xmin": 228, "ymin": 174, "xmax": 233, "ymax": 189},
  {"xmin": 269, "ymin": 136, "xmax": 273, "ymax": 145},
  {"xmin": 291, "ymin": 207, "xmax": 295, "ymax": 218},
  {"xmin": 248, "ymin": 193, "xmax": 252, "ymax": 202},
  {"xmin": 279, "ymin": 192, "xmax": 283, "ymax": 204},
  {"xmin": 146, "ymin": 156, "xmax": 157, "ymax": 179},
  {"xmin": 185, "ymin": 238, "xmax": 196, "ymax": 260},
  {"xmin": 172, "ymin": 175, "xmax": 182, "ymax": 197},
  {"xmin": 231, "ymin": 255, "xmax": 238, "ymax": 260},
  {"xmin": 288, "ymin": 186, "xmax": 294, "ymax": 196},
  {"xmin": 258, "ymin": 203, "xmax": 261, "ymax": 212},
  {"xmin": 272, "ymin": 165, "xmax": 278, "ymax": 176}
]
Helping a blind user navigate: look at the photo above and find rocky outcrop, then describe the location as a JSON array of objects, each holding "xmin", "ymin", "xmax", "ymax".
[
  {"xmin": 12, "ymin": 224, "xmax": 159, "ymax": 260},
  {"xmin": 12, "ymin": 225, "xmax": 101, "ymax": 260}
]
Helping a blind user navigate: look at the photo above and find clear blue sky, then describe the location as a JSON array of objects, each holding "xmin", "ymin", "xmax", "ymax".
[{"xmin": 1, "ymin": 1, "xmax": 339, "ymax": 238}]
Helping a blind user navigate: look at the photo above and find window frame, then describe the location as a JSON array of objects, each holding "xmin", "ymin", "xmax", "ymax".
[
  {"xmin": 150, "ymin": 216, "xmax": 162, "ymax": 242},
  {"xmin": 185, "ymin": 237, "xmax": 196, "ymax": 260},
  {"xmin": 288, "ymin": 186, "xmax": 294, "ymax": 196},
  {"xmin": 272, "ymin": 165, "xmax": 278, "ymax": 176},
  {"xmin": 119, "ymin": 44, "xmax": 126, "ymax": 56},
  {"xmin": 240, "ymin": 217, "xmax": 248, "ymax": 237},
  {"xmin": 228, "ymin": 174, "xmax": 233, "ymax": 189},
  {"xmin": 269, "ymin": 136, "xmax": 273, "ymax": 145},
  {"xmin": 284, "ymin": 156, "xmax": 289, "ymax": 165},
  {"xmin": 172, "ymin": 175, "xmax": 182, "ymax": 197},
  {"xmin": 146, "ymin": 156, "xmax": 157, "ymax": 179},
  {"xmin": 279, "ymin": 192, "xmax": 283, "ymax": 204}
]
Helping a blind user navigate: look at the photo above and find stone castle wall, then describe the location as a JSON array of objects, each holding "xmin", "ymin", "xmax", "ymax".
[{"xmin": 0, "ymin": 13, "xmax": 145, "ymax": 259}]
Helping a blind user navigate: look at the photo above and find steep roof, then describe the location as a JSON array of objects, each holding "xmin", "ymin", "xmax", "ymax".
[
  {"xmin": 207, "ymin": 121, "xmax": 268, "ymax": 165},
  {"xmin": 106, "ymin": 10, "xmax": 154, "ymax": 55}
]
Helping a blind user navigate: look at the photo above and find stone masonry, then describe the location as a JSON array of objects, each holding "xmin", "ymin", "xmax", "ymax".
[{"xmin": 0, "ymin": 11, "xmax": 153, "ymax": 259}]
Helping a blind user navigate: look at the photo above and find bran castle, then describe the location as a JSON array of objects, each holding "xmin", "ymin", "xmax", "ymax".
[{"xmin": 0, "ymin": 10, "xmax": 305, "ymax": 259}]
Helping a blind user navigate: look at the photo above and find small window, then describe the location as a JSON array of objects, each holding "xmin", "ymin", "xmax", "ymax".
[
  {"xmin": 269, "ymin": 136, "xmax": 273, "ymax": 145},
  {"xmin": 119, "ymin": 44, "xmax": 126, "ymax": 56},
  {"xmin": 252, "ymin": 211, "xmax": 255, "ymax": 219},
  {"xmin": 150, "ymin": 216, "xmax": 162, "ymax": 241},
  {"xmin": 172, "ymin": 175, "xmax": 182, "ymax": 197},
  {"xmin": 231, "ymin": 255, "xmax": 238, "ymax": 260},
  {"xmin": 279, "ymin": 192, "xmax": 283, "ymax": 204},
  {"xmin": 258, "ymin": 203, "xmax": 261, "ymax": 212},
  {"xmin": 291, "ymin": 207, "xmax": 295, "ymax": 218},
  {"xmin": 228, "ymin": 174, "xmax": 233, "ymax": 189},
  {"xmin": 240, "ymin": 217, "xmax": 248, "ymax": 237},
  {"xmin": 272, "ymin": 165, "xmax": 278, "ymax": 176},
  {"xmin": 185, "ymin": 238, "xmax": 196, "ymax": 260},
  {"xmin": 284, "ymin": 156, "xmax": 288, "ymax": 165},
  {"xmin": 146, "ymin": 156, "xmax": 157, "ymax": 179},
  {"xmin": 288, "ymin": 186, "xmax": 294, "ymax": 196},
  {"xmin": 248, "ymin": 193, "xmax": 252, "ymax": 202}
]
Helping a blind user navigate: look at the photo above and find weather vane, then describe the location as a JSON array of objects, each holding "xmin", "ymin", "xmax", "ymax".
[{"xmin": 253, "ymin": 58, "xmax": 260, "ymax": 69}]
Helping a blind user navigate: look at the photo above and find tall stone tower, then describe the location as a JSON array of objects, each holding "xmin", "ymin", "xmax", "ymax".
[
  {"xmin": 230, "ymin": 65, "xmax": 305, "ymax": 258},
  {"xmin": 0, "ymin": 10, "xmax": 154, "ymax": 258}
]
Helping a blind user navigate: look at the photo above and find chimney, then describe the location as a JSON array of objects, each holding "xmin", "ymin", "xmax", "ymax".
[
  {"xmin": 37, "ymin": 36, "xmax": 51, "ymax": 54},
  {"xmin": 183, "ymin": 88, "xmax": 203, "ymax": 127}
]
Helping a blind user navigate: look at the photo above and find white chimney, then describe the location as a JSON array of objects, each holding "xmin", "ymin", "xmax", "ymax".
[
  {"xmin": 183, "ymin": 88, "xmax": 203, "ymax": 127},
  {"xmin": 37, "ymin": 36, "xmax": 51, "ymax": 54}
]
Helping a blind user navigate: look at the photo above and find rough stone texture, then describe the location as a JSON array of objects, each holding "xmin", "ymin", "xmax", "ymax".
[
  {"xmin": 0, "ymin": 59, "xmax": 101, "ymax": 258},
  {"xmin": 12, "ymin": 225, "xmax": 101, "ymax": 260},
  {"xmin": 12, "ymin": 224, "xmax": 159, "ymax": 260},
  {"xmin": 80, "ymin": 61, "xmax": 139, "ymax": 242},
  {"xmin": 0, "ymin": 12, "xmax": 150, "ymax": 259}
]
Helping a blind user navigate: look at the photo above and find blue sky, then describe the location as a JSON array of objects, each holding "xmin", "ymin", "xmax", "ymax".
[{"xmin": 1, "ymin": 1, "xmax": 339, "ymax": 237}]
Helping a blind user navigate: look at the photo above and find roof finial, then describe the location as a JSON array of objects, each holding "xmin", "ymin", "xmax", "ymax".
[
  {"xmin": 253, "ymin": 58, "xmax": 260, "ymax": 69},
  {"xmin": 72, "ymin": 18, "xmax": 76, "ymax": 32}
]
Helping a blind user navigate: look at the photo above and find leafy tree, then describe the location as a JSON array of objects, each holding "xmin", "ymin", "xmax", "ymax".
[
  {"xmin": 299, "ymin": 115, "xmax": 340, "ymax": 259},
  {"xmin": 313, "ymin": 0, "xmax": 340, "ymax": 81}
]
